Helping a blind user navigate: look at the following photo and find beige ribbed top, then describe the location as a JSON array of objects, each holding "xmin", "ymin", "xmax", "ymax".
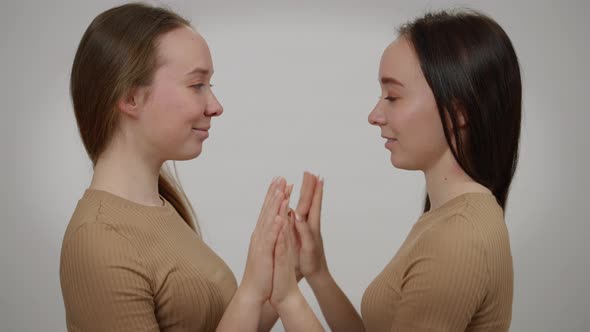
[
  {"xmin": 60, "ymin": 189, "xmax": 237, "ymax": 332},
  {"xmin": 361, "ymin": 193, "xmax": 513, "ymax": 332}
]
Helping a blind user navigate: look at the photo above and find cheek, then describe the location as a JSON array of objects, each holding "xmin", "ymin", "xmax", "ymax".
[
  {"xmin": 415, "ymin": 107, "xmax": 446, "ymax": 144},
  {"xmin": 151, "ymin": 88, "xmax": 197, "ymax": 131},
  {"xmin": 392, "ymin": 99, "xmax": 448, "ymax": 168},
  {"xmin": 411, "ymin": 107, "xmax": 448, "ymax": 162},
  {"xmin": 142, "ymin": 89, "xmax": 193, "ymax": 148}
]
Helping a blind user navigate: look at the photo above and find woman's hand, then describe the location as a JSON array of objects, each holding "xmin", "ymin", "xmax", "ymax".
[
  {"xmin": 240, "ymin": 177, "xmax": 290, "ymax": 305},
  {"xmin": 269, "ymin": 204, "xmax": 327, "ymax": 332},
  {"xmin": 269, "ymin": 204, "xmax": 300, "ymax": 310},
  {"xmin": 293, "ymin": 175, "xmax": 328, "ymax": 281}
]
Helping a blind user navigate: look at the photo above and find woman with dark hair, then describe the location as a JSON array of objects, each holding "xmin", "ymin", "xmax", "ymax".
[{"xmin": 274, "ymin": 9, "xmax": 521, "ymax": 332}]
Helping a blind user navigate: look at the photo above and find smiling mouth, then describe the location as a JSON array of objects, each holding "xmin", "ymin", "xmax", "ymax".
[{"xmin": 192, "ymin": 128, "xmax": 210, "ymax": 139}]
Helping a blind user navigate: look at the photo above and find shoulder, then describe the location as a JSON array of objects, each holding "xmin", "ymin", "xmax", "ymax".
[
  {"xmin": 413, "ymin": 213, "xmax": 488, "ymax": 267},
  {"xmin": 62, "ymin": 195, "xmax": 122, "ymax": 250}
]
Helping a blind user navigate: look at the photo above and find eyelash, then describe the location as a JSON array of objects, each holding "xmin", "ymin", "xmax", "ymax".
[
  {"xmin": 191, "ymin": 83, "xmax": 214, "ymax": 91},
  {"xmin": 383, "ymin": 96, "xmax": 398, "ymax": 102}
]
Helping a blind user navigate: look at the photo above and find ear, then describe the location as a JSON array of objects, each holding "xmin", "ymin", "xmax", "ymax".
[
  {"xmin": 117, "ymin": 87, "xmax": 147, "ymax": 119},
  {"xmin": 450, "ymin": 99, "xmax": 469, "ymax": 129},
  {"xmin": 456, "ymin": 110, "xmax": 468, "ymax": 129}
]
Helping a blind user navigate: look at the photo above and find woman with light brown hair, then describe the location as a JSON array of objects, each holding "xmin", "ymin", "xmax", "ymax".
[{"xmin": 59, "ymin": 3, "xmax": 322, "ymax": 331}]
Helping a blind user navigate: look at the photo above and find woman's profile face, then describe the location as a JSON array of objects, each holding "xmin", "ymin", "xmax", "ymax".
[
  {"xmin": 135, "ymin": 26, "xmax": 223, "ymax": 162},
  {"xmin": 368, "ymin": 36, "xmax": 448, "ymax": 171}
]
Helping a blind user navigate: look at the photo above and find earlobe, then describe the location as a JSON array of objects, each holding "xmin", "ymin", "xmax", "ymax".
[
  {"xmin": 450, "ymin": 99, "xmax": 469, "ymax": 128},
  {"xmin": 457, "ymin": 109, "xmax": 468, "ymax": 128},
  {"xmin": 117, "ymin": 89, "xmax": 141, "ymax": 118}
]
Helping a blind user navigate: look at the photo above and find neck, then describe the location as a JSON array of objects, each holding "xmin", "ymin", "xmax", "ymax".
[
  {"xmin": 424, "ymin": 149, "xmax": 491, "ymax": 210},
  {"xmin": 89, "ymin": 133, "xmax": 164, "ymax": 207}
]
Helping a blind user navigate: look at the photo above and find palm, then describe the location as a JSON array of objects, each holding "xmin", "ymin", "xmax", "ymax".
[{"xmin": 292, "ymin": 172, "xmax": 326, "ymax": 278}]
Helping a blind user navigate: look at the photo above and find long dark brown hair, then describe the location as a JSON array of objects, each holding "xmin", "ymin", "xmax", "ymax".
[
  {"xmin": 398, "ymin": 9, "xmax": 522, "ymax": 212},
  {"xmin": 70, "ymin": 3, "xmax": 199, "ymax": 233}
]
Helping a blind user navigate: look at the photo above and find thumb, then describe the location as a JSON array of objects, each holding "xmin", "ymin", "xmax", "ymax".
[
  {"xmin": 308, "ymin": 177, "xmax": 324, "ymax": 233},
  {"xmin": 293, "ymin": 217, "xmax": 315, "ymax": 253},
  {"xmin": 295, "ymin": 172, "xmax": 318, "ymax": 218}
]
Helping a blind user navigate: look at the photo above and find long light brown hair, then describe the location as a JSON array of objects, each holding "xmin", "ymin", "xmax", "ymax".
[{"xmin": 71, "ymin": 2, "xmax": 199, "ymax": 233}]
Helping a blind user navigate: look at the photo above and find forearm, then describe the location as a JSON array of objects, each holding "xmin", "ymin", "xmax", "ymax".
[
  {"xmin": 307, "ymin": 270, "xmax": 365, "ymax": 332},
  {"xmin": 257, "ymin": 301, "xmax": 279, "ymax": 332},
  {"xmin": 276, "ymin": 291, "xmax": 325, "ymax": 332},
  {"xmin": 217, "ymin": 287, "xmax": 262, "ymax": 332},
  {"xmin": 258, "ymin": 275, "xmax": 303, "ymax": 332}
]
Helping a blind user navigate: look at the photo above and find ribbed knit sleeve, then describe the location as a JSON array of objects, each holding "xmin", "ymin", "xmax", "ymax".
[
  {"xmin": 361, "ymin": 193, "xmax": 512, "ymax": 332},
  {"xmin": 60, "ymin": 222, "xmax": 160, "ymax": 332},
  {"xmin": 388, "ymin": 215, "xmax": 488, "ymax": 331}
]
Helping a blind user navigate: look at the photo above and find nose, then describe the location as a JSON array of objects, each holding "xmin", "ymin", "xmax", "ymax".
[
  {"xmin": 205, "ymin": 91, "xmax": 223, "ymax": 117},
  {"xmin": 368, "ymin": 102, "xmax": 385, "ymax": 126}
]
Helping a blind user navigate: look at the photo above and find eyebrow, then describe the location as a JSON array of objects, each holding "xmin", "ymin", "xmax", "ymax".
[
  {"xmin": 380, "ymin": 76, "xmax": 404, "ymax": 87},
  {"xmin": 186, "ymin": 67, "xmax": 211, "ymax": 77}
]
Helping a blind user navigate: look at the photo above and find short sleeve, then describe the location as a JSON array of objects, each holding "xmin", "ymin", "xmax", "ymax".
[
  {"xmin": 60, "ymin": 223, "xmax": 160, "ymax": 332},
  {"xmin": 391, "ymin": 215, "xmax": 489, "ymax": 331}
]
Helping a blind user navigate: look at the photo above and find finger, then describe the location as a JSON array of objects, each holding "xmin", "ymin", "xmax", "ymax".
[
  {"xmin": 274, "ymin": 220, "xmax": 289, "ymax": 266},
  {"xmin": 288, "ymin": 209, "xmax": 301, "ymax": 248},
  {"xmin": 267, "ymin": 214, "xmax": 285, "ymax": 253},
  {"xmin": 286, "ymin": 183, "xmax": 294, "ymax": 201},
  {"xmin": 276, "ymin": 177, "xmax": 287, "ymax": 198},
  {"xmin": 295, "ymin": 172, "xmax": 318, "ymax": 220},
  {"xmin": 287, "ymin": 218, "xmax": 297, "ymax": 263},
  {"xmin": 264, "ymin": 178, "xmax": 286, "ymax": 226},
  {"xmin": 265, "ymin": 198, "xmax": 289, "ymax": 253},
  {"xmin": 308, "ymin": 177, "xmax": 324, "ymax": 233},
  {"xmin": 284, "ymin": 219, "xmax": 297, "ymax": 267},
  {"xmin": 289, "ymin": 209, "xmax": 301, "ymax": 250},
  {"xmin": 294, "ymin": 216, "xmax": 315, "ymax": 253},
  {"xmin": 257, "ymin": 177, "xmax": 279, "ymax": 227},
  {"xmin": 262, "ymin": 177, "xmax": 285, "ymax": 216},
  {"xmin": 278, "ymin": 199, "xmax": 289, "ymax": 227},
  {"xmin": 284, "ymin": 222, "xmax": 295, "ymax": 264},
  {"xmin": 264, "ymin": 189, "xmax": 284, "ymax": 226}
]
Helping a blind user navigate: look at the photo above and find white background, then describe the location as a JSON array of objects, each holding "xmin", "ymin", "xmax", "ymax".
[{"xmin": 1, "ymin": 0, "xmax": 588, "ymax": 331}]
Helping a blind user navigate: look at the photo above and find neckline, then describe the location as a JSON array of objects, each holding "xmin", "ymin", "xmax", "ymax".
[
  {"xmin": 419, "ymin": 192, "xmax": 496, "ymax": 221},
  {"xmin": 82, "ymin": 188, "xmax": 175, "ymax": 216}
]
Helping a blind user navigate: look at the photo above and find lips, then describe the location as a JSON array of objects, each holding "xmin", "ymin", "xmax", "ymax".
[{"xmin": 192, "ymin": 127, "xmax": 210, "ymax": 139}]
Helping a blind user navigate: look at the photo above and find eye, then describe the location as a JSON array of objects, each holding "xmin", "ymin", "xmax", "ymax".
[
  {"xmin": 191, "ymin": 83, "xmax": 214, "ymax": 91},
  {"xmin": 384, "ymin": 96, "xmax": 398, "ymax": 102}
]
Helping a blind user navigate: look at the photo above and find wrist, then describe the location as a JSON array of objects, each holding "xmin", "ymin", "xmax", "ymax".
[
  {"xmin": 306, "ymin": 268, "xmax": 331, "ymax": 289},
  {"xmin": 275, "ymin": 289, "xmax": 306, "ymax": 317},
  {"xmin": 235, "ymin": 284, "xmax": 266, "ymax": 308}
]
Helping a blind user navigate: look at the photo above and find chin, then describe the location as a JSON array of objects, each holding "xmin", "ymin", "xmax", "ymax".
[
  {"xmin": 174, "ymin": 144, "xmax": 203, "ymax": 161},
  {"xmin": 187, "ymin": 147, "xmax": 203, "ymax": 160},
  {"xmin": 389, "ymin": 154, "xmax": 417, "ymax": 171}
]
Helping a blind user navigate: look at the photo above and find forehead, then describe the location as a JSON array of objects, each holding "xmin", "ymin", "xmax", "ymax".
[
  {"xmin": 379, "ymin": 36, "xmax": 422, "ymax": 82},
  {"xmin": 155, "ymin": 26, "xmax": 212, "ymax": 74}
]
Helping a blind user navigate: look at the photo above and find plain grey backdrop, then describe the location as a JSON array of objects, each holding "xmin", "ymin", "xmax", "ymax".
[{"xmin": 1, "ymin": 0, "xmax": 588, "ymax": 331}]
